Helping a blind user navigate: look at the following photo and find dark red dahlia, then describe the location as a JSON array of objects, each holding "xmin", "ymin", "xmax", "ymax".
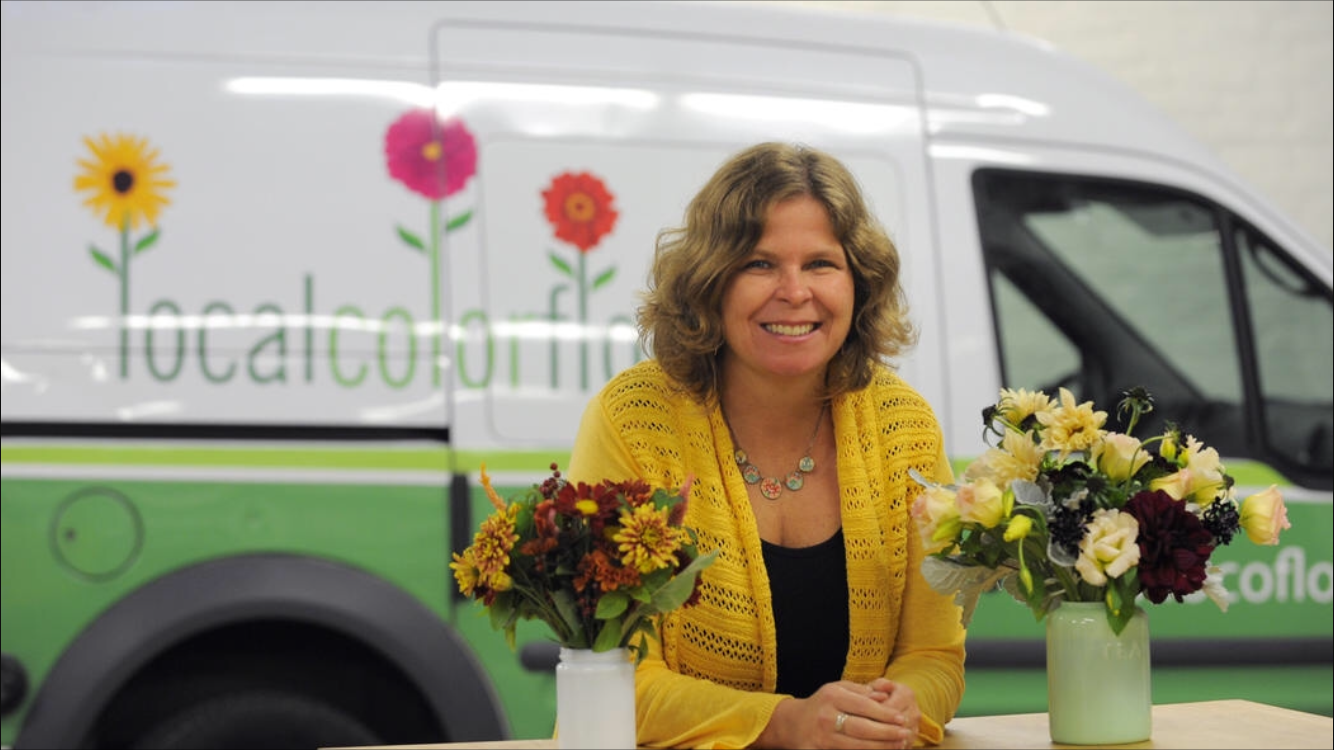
[{"xmin": 1124, "ymin": 489, "xmax": 1215, "ymax": 603}]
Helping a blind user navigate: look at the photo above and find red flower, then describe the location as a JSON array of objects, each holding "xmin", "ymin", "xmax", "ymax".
[
  {"xmin": 384, "ymin": 110, "xmax": 477, "ymax": 200},
  {"xmin": 1125, "ymin": 489, "xmax": 1215, "ymax": 604},
  {"xmin": 541, "ymin": 171, "xmax": 618, "ymax": 251}
]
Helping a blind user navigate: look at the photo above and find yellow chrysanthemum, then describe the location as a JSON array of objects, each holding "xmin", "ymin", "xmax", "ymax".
[
  {"xmin": 449, "ymin": 550, "xmax": 480, "ymax": 596},
  {"xmin": 964, "ymin": 430, "xmax": 1044, "ymax": 487},
  {"xmin": 471, "ymin": 509, "xmax": 518, "ymax": 577},
  {"xmin": 484, "ymin": 569, "xmax": 514, "ymax": 593},
  {"xmin": 74, "ymin": 132, "xmax": 176, "ymax": 230},
  {"xmin": 996, "ymin": 388, "xmax": 1056, "ymax": 427},
  {"xmin": 1036, "ymin": 387, "xmax": 1107, "ymax": 458},
  {"xmin": 614, "ymin": 504, "xmax": 682, "ymax": 574}
]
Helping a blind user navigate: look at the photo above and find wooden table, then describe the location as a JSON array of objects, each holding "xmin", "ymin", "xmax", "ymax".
[{"xmin": 333, "ymin": 699, "xmax": 1333, "ymax": 749}]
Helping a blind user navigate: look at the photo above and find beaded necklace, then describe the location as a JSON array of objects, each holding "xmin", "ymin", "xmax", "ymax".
[{"xmin": 726, "ymin": 402, "xmax": 827, "ymax": 500}]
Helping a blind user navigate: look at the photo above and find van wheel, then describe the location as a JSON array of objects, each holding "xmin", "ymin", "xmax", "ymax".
[{"xmin": 130, "ymin": 688, "xmax": 382, "ymax": 750}]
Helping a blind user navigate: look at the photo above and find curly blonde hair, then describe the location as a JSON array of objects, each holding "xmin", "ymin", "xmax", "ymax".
[{"xmin": 638, "ymin": 142, "xmax": 916, "ymax": 404}]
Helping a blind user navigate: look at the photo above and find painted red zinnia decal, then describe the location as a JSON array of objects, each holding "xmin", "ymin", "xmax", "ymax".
[
  {"xmin": 384, "ymin": 110, "xmax": 477, "ymax": 200},
  {"xmin": 542, "ymin": 171, "xmax": 618, "ymax": 252}
]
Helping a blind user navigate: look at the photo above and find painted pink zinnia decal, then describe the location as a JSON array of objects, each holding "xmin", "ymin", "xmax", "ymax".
[
  {"xmin": 384, "ymin": 110, "xmax": 478, "ymax": 387},
  {"xmin": 385, "ymin": 110, "xmax": 477, "ymax": 200}
]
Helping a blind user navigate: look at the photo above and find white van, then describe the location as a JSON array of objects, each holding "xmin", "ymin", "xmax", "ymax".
[{"xmin": 2, "ymin": 1, "xmax": 1330, "ymax": 746}]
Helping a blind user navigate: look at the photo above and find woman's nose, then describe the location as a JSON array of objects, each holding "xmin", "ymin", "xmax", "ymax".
[{"xmin": 776, "ymin": 269, "xmax": 812, "ymax": 303}]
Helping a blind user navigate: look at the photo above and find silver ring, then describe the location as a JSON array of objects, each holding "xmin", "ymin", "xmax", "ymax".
[{"xmin": 834, "ymin": 712, "xmax": 849, "ymax": 734}]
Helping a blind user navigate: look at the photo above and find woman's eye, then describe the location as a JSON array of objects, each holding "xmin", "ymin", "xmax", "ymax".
[{"xmin": 743, "ymin": 259, "xmax": 771, "ymax": 270}]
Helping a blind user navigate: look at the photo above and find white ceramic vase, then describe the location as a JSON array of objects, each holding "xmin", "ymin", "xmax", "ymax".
[{"xmin": 555, "ymin": 646, "xmax": 636, "ymax": 749}]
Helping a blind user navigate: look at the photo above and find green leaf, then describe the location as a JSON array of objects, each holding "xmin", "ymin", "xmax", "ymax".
[
  {"xmin": 595, "ymin": 590, "xmax": 630, "ymax": 620},
  {"xmin": 651, "ymin": 488, "xmax": 677, "ymax": 512},
  {"xmin": 647, "ymin": 548, "xmax": 718, "ymax": 613},
  {"xmin": 1105, "ymin": 600, "xmax": 1135, "ymax": 635},
  {"xmin": 445, "ymin": 210, "xmax": 473, "ymax": 232},
  {"xmin": 1105, "ymin": 573, "xmax": 1140, "ymax": 635},
  {"xmin": 89, "ymin": 246, "xmax": 117, "ymax": 274},
  {"xmin": 134, "ymin": 228, "xmax": 160, "ymax": 254},
  {"xmin": 548, "ymin": 251, "xmax": 574, "ymax": 278},
  {"xmin": 489, "ymin": 591, "xmax": 517, "ymax": 633},
  {"xmin": 396, "ymin": 226, "xmax": 426, "ymax": 252},
  {"xmin": 631, "ymin": 631, "xmax": 651, "ymax": 666},
  {"xmin": 1020, "ymin": 573, "xmax": 1049, "ymax": 614},
  {"xmin": 591, "ymin": 266, "xmax": 616, "ymax": 290},
  {"xmin": 513, "ymin": 501, "xmax": 536, "ymax": 537},
  {"xmin": 641, "ymin": 566, "xmax": 673, "ymax": 590},
  {"xmin": 592, "ymin": 618, "xmax": 624, "ymax": 652},
  {"xmin": 551, "ymin": 589, "xmax": 587, "ymax": 648}
]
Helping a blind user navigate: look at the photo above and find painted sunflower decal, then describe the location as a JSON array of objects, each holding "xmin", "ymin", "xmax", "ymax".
[
  {"xmin": 74, "ymin": 132, "xmax": 176, "ymax": 379},
  {"xmin": 75, "ymin": 133, "xmax": 175, "ymax": 231}
]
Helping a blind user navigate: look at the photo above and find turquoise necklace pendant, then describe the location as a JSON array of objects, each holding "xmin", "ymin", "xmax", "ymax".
[{"xmin": 726, "ymin": 403, "xmax": 826, "ymax": 501}]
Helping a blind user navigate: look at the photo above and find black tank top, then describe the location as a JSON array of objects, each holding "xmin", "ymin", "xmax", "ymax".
[{"xmin": 760, "ymin": 528, "xmax": 850, "ymax": 698}]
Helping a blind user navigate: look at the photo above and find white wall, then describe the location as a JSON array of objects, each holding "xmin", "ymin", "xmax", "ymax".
[{"xmin": 743, "ymin": 0, "xmax": 1334, "ymax": 254}]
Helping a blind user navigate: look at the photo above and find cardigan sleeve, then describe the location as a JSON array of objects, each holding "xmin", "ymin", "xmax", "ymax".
[
  {"xmin": 632, "ymin": 621, "xmax": 790, "ymax": 749},
  {"xmin": 568, "ymin": 393, "xmax": 644, "ymax": 484},
  {"xmin": 886, "ymin": 445, "xmax": 967, "ymax": 746}
]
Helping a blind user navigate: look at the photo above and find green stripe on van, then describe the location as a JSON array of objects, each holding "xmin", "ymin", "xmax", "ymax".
[
  {"xmin": 0, "ymin": 444, "xmax": 449, "ymax": 470},
  {"xmin": 0, "ymin": 444, "xmax": 572, "ymax": 474}
]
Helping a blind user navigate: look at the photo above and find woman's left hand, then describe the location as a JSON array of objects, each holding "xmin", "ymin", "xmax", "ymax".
[{"xmin": 863, "ymin": 678, "xmax": 920, "ymax": 748}]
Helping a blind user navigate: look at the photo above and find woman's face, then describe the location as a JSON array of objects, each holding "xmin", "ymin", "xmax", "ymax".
[{"xmin": 720, "ymin": 195, "xmax": 854, "ymax": 384}]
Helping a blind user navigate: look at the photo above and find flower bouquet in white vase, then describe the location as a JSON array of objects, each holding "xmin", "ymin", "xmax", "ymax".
[{"xmin": 452, "ymin": 464, "xmax": 717, "ymax": 749}]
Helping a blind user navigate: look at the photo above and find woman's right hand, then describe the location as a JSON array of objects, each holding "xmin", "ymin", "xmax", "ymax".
[{"xmin": 753, "ymin": 680, "xmax": 917, "ymax": 748}]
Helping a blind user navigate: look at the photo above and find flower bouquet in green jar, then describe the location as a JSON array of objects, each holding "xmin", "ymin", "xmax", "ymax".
[{"xmin": 911, "ymin": 386, "xmax": 1292, "ymax": 634}]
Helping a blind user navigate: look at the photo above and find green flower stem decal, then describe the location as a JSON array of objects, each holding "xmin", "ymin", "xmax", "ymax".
[
  {"xmin": 541, "ymin": 172, "xmax": 620, "ymax": 391},
  {"xmin": 429, "ymin": 201, "xmax": 442, "ymax": 384},
  {"xmin": 385, "ymin": 110, "xmax": 478, "ymax": 387},
  {"xmin": 75, "ymin": 133, "xmax": 175, "ymax": 378},
  {"xmin": 547, "ymin": 249, "xmax": 617, "ymax": 390}
]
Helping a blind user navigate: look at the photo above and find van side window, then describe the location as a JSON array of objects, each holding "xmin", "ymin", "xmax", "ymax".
[
  {"xmin": 991, "ymin": 272, "xmax": 1080, "ymax": 390},
  {"xmin": 1236, "ymin": 226, "xmax": 1334, "ymax": 475},
  {"xmin": 974, "ymin": 169, "xmax": 1333, "ymax": 490}
]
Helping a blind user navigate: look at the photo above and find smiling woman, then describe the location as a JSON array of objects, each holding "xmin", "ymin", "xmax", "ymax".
[
  {"xmin": 2, "ymin": 3, "xmax": 1328, "ymax": 749},
  {"xmin": 567, "ymin": 142, "xmax": 964, "ymax": 749}
]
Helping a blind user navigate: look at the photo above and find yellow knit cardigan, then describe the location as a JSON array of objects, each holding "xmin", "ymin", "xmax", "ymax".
[{"xmin": 568, "ymin": 360, "xmax": 967, "ymax": 749}]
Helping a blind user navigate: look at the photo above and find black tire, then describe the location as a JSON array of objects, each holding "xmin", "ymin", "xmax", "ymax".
[{"xmin": 130, "ymin": 688, "xmax": 382, "ymax": 750}]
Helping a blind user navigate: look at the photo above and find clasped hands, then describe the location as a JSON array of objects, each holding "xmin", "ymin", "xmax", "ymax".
[{"xmin": 762, "ymin": 677, "xmax": 920, "ymax": 749}]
